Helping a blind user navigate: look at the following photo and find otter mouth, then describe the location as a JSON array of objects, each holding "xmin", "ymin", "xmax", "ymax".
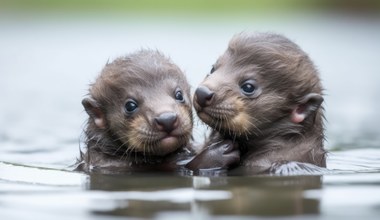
[
  {"xmin": 145, "ymin": 133, "xmax": 189, "ymax": 156},
  {"xmin": 197, "ymin": 109, "xmax": 232, "ymax": 134},
  {"xmin": 196, "ymin": 105, "xmax": 235, "ymax": 124},
  {"xmin": 134, "ymin": 131, "xmax": 190, "ymax": 156},
  {"xmin": 196, "ymin": 104, "xmax": 253, "ymax": 138},
  {"xmin": 126, "ymin": 111, "xmax": 193, "ymax": 156},
  {"xmin": 159, "ymin": 135, "xmax": 180, "ymax": 147}
]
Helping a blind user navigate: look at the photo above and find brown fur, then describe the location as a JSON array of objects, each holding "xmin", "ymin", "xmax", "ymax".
[
  {"xmin": 77, "ymin": 50, "xmax": 194, "ymax": 173},
  {"xmin": 194, "ymin": 32, "xmax": 327, "ymax": 173}
]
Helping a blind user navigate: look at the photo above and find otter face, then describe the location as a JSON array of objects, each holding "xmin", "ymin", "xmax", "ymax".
[
  {"xmin": 194, "ymin": 33, "xmax": 323, "ymax": 140},
  {"xmin": 193, "ymin": 57, "xmax": 284, "ymax": 139},
  {"xmin": 83, "ymin": 51, "xmax": 193, "ymax": 156},
  {"xmin": 110, "ymin": 81, "xmax": 192, "ymax": 156}
]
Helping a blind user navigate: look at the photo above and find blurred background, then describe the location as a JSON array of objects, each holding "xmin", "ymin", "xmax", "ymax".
[{"xmin": 1, "ymin": 0, "xmax": 380, "ymax": 168}]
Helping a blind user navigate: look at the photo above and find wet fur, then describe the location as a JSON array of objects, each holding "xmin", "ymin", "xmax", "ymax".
[
  {"xmin": 194, "ymin": 33, "xmax": 327, "ymax": 173},
  {"xmin": 76, "ymin": 50, "xmax": 194, "ymax": 173}
]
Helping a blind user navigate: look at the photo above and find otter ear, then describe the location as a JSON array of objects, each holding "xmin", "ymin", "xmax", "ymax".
[
  {"xmin": 291, "ymin": 93, "xmax": 323, "ymax": 124},
  {"xmin": 82, "ymin": 97, "xmax": 106, "ymax": 129}
]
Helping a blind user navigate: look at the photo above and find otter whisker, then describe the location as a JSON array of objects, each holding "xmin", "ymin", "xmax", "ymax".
[
  {"xmin": 77, "ymin": 49, "xmax": 200, "ymax": 173},
  {"xmin": 192, "ymin": 32, "xmax": 327, "ymax": 171}
]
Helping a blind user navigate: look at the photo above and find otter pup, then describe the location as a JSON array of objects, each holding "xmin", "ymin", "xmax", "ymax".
[
  {"xmin": 192, "ymin": 33, "xmax": 327, "ymax": 173},
  {"xmin": 77, "ymin": 50, "xmax": 195, "ymax": 173},
  {"xmin": 77, "ymin": 50, "xmax": 238, "ymax": 173}
]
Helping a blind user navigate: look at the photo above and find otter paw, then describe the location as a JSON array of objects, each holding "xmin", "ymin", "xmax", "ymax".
[{"xmin": 185, "ymin": 140, "xmax": 240, "ymax": 171}]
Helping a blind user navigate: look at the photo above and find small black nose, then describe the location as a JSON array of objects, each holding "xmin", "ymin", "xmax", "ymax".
[
  {"xmin": 155, "ymin": 112, "xmax": 178, "ymax": 133},
  {"xmin": 195, "ymin": 86, "xmax": 214, "ymax": 107}
]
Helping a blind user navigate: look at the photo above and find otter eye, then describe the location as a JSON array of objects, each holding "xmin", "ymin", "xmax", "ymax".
[
  {"xmin": 125, "ymin": 99, "xmax": 138, "ymax": 113},
  {"xmin": 210, "ymin": 66, "xmax": 216, "ymax": 74},
  {"xmin": 241, "ymin": 80, "xmax": 257, "ymax": 96},
  {"xmin": 175, "ymin": 89, "xmax": 185, "ymax": 102}
]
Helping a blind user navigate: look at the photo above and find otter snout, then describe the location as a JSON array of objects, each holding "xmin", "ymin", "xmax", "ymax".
[
  {"xmin": 195, "ymin": 86, "xmax": 214, "ymax": 108},
  {"xmin": 154, "ymin": 112, "xmax": 179, "ymax": 133}
]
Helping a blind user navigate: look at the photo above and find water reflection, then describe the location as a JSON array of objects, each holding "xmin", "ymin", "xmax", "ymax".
[
  {"xmin": 1, "ymin": 160, "xmax": 380, "ymax": 219},
  {"xmin": 88, "ymin": 174, "xmax": 322, "ymax": 217}
]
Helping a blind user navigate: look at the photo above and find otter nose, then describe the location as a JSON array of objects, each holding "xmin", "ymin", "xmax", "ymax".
[
  {"xmin": 155, "ymin": 112, "xmax": 178, "ymax": 133},
  {"xmin": 195, "ymin": 86, "xmax": 214, "ymax": 107}
]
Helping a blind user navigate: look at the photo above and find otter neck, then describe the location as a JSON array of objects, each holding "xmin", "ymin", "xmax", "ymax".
[{"xmin": 226, "ymin": 114, "xmax": 324, "ymax": 154}]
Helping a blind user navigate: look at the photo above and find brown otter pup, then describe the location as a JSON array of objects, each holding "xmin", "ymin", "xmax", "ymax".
[
  {"xmin": 76, "ymin": 50, "xmax": 237, "ymax": 173},
  {"xmin": 76, "ymin": 50, "xmax": 195, "ymax": 173},
  {"xmin": 191, "ymin": 33, "xmax": 327, "ymax": 174}
]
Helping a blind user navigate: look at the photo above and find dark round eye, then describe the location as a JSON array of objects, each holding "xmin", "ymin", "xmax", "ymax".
[
  {"xmin": 241, "ymin": 81, "xmax": 256, "ymax": 96},
  {"xmin": 175, "ymin": 90, "xmax": 185, "ymax": 102},
  {"xmin": 210, "ymin": 66, "xmax": 216, "ymax": 74},
  {"xmin": 125, "ymin": 100, "xmax": 138, "ymax": 113}
]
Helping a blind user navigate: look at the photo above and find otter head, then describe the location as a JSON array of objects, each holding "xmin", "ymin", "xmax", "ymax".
[
  {"xmin": 82, "ymin": 50, "xmax": 193, "ymax": 156},
  {"xmin": 194, "ymin": 33, "xmax": 323, "ymax": 141}
]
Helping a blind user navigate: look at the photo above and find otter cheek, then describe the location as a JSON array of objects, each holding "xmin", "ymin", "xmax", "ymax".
[
  {"xmin": 126, "ymin": 116, "xmax": 146, "ymax": 152},
  {"xmin": 228, "ymin": 97, "xmax": 252, "ymax": 133},
  {"xmin": 231, "ymin": 112, "xmax": 251, "ymax": 133},
  {"xmin": 197, "ymin": 111, "xmax": 212, "ymax": 124}
]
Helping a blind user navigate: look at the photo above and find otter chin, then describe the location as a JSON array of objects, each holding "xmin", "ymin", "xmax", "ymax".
[
  {"xmin": 76, "ymin": 49, "xmax": 194, "ymax": 173},
  {"xmin": 159, "ymin": 136, "xmax": 180, "ymax": 152},
  {"xmin": 193, "ymin": 32, "xmax": 327, "ymax": 174}
]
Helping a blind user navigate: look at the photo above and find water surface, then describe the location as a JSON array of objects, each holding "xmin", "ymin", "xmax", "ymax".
[{"xmin": 1, "ymin": 11, "xmax": 380, "ymax": 219}]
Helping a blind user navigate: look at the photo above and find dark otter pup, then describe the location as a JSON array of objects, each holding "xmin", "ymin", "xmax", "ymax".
[
  {"xmin": 77, "ymin": 50, "xmax": 195, "ymax": 173},
  {"xmin": 192, "ymin": 33, "xmax": 327, "ymax": 173}
]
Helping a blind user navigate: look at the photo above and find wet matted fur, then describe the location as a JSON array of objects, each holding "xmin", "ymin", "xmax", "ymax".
[
  {"xmin": 77, "ymin": 50, "xmax": 194, "ymax": 173},
  {"xmin": 194, "ymin": 32, "xmax": 327, "ymax": 173}
]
